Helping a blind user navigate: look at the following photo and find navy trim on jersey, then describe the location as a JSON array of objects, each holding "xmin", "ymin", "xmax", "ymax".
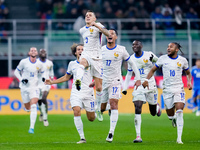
[
  {"xmin": 184, "ymin": 67, "xmax": 189, "ymax": 71},
  {"xmin": 134, "ymin": 51, "xmax": 144, "ymax": 58},
  {"xmin": 76, "ymin": 60, "xmax": 79, "ymax": 64},
  {"xmin": 128, "ymin": 69, "xmax": 133, "ymax": 72},
  {"xmin": 85, "ymin": 26, "xmax": 91, "ymax": 29},
  {"xmin": 168, "ymin": 55, "xmax": 179, "ymax": 60},
  {"xmin": 17, "ymin": 67, "xmax": 21, "ymax": 71},
  {"xmin": 66, "ymin": 72, "xmax": 71, "ymax": 75},
  {"xmin": 39, "ymin": 58, "xmax": 46, "ymax": 63},
  {"xmin": 125, "ymin": 56, "xmax": 130, "ymax": 61},
  {"xmin": 155, "ymin": 64, "xmax": 159, "ymax": 68},
  {"xmin": 106, "ymin": 45, "xmax": 117, "ymax": 50},
  {"xmin": 41, "ymin": 71, "xmax": 44, "ymax": 73},
  {"xmin": 29, "ymin": 57, "xmax": 37, "ymax": 64}
]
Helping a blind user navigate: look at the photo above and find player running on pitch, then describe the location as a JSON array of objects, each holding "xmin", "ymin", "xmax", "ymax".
[
  {"xmin": 122, "ymin": 40, "xmax": 162, "ymax": 143},
  {"xmin": 45, "ymin": 43, "xmax": 95, "ymax": 144},
  {"xmin": 14, "ymin": 47, "xmax": 45, "ymax": 134},
  {"xmin": 37, "ymin": 49, "xmax": 54, "ymax": 126},
  {"xmin": 142, "ymin": 42, "xmax": 192, "ymax": 144},
  {"xmin": 100, "ymin": 29, "xmax": 141, "ymax": 142}
]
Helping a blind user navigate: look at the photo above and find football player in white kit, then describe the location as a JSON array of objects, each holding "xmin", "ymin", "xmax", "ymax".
[
  {"xmin": 122, "ymin": 40, "xmax": 162, "ymax": 143},
  {"xmin": 75, "ymin": 10, "xmax": 110, "ymax": 121},
  {"xmin": 142, "ymin": 42, "xmax": 192, "ymax": 144},
  {"xmin": 37, "ymin": 49, "xmax": 54, "ymax": 126},
  {"xmin": 45, "ymin": 44, "xmax": 95, "ymax": 144},
  {"xmin": 100, "ymin": 29, "xmax": 141, "ymax": 142},
  {"xmin": 14, "ymin": 47, "xmax": 45, "ymax": 134}
]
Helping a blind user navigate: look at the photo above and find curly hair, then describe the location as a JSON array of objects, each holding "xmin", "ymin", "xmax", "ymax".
[{"xmin": 71, "ymin": 43, "xmax": 84, "ymax": 57}]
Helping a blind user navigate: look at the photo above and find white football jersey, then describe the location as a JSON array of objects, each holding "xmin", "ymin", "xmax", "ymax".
[
  {"xmin": 102, "ymin": 45, "xmax": 130, "ymax": 82},
  {"xmin": 128, "ymin": 51, "xmax": 158, "ymax": 89},
  {"xmin": 155, "ymin": 54, "xmax": 189, "ymax": 90},
  {"xmin": 79, "ymin": 22, "xmax": 104, "ymax": 59},
  {"xmin": 37, "ymin": 58, "xmax": 54, "ymax": 89},
  {"xmin": 67, "ymin": 60, "xmax": 94, "ymax": 96},
  {"xmin": 16, "ymin": 57, "xmax": 44, "ymax": 89}
]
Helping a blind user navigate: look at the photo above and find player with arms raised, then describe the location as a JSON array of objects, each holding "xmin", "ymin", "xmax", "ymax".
[
  {"xmin": 37, "ymin": 49, "xmax": 54, "ymax": 126},
  {"xmin": 14, "ymin": 47, "xmax": 44, "ymax": 134},
  {"xmin": 100, "ymin": 29, "xmax": 141, "ymax": 142},
  {"xmin": 75, "ymin": 10, "xmax": 110, "ymax": 121},
  {"xmin": 142, "ymin": 42, "xmax": 192, "ymax": 144},
  {"xmin": 45, "ymin": 44, "xmax": 95, "ymax": 144}
]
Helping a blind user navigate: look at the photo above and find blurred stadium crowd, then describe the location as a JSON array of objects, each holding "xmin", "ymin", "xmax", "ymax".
[{"xmin": 36, "ymin": 0, "xmax": 200, "ymax": 30}]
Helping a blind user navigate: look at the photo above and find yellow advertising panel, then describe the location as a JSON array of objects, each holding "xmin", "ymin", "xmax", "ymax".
[{"xmin": 0, "ymin": 89, "xmax": 194, "ymax": 115}]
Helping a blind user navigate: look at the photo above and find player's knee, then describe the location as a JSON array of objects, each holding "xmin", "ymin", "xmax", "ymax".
[
  {"xmin": 135, "ymin": 107, "xmax": 142, "ymax": 114},
  {"xmin": 88, "ymin": 116, "xmax": 95, "ymax": 122}
]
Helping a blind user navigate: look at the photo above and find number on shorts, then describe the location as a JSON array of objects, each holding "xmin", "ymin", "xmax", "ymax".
[
  {"xmin": 30, "ymin": 72, "xmax": 34, "ymax": 77},
  {"xmin": 112, "ymin": 87, "xmax": 118, "ymax": 95},
  {"xmin": 90, "ymin": 101, "xmax": 94, "ymax": 108},
  {"xmin": 170, "ymin": 70, "xmax": 175, "ymax": 76},
  {"xmin": 180, "ymin": 93, "xmax": 185, "ymax": 101},
  {"xmin": 106, "ymin": 60, "xmax": 112, "ymax": 66},
  {"xmin": 85, "ymin": 37, "xmax": 88, "ymax": 43},
  {"xmin": 139, "ymin": 68, "xmax": 144, "ymax": 75}
]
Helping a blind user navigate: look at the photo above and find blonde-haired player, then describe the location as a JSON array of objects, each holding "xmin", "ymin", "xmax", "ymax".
[
  {"xmin": 75, "ymin": 10, "xmax": 110, "ymax": 121},
  {"xmin": 14, "ymin": 47, "xmax": 45, "ymax": 134}
]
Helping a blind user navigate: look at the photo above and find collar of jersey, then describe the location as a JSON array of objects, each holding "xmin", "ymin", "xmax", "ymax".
[
  {"xmin": 39, "ymin": 58, "xmax": 46, "ymax": 63},
  {"xmin": 168, "ymin": 55, "xmax": 179, "ymax": 60},
  {"xmin": 134, "ymin": 51, "xmax": 144, "ymax": 58},
  {"xmin": 85, "ymin": 26, "xmax": 91, "ymax": 29},
  {"xmin": 106, "ymin": 45, "xmax": 117, "ymax": 50},
  {"xmin": 29, "ymin": 57, "xmax": 37, "ymax": 64},
  {"xmin": 76, "ymin": 60, "xmax": 79, "ymax": 64}
]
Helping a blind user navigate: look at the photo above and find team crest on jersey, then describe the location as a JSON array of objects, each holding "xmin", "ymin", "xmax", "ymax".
[
  {"xmin": 143, "ymin": 59, "xmax": 148, "ymax": 63},
  {"xmin": 114, "ymin": 52, "xmax": 119, "ymax": 58},
  {"xmin": 36, "ymin": 67, "xmax": 39, "ymax": 70},
  {"xmin": 89, "ymin": 28, "xmax": 94, "ymax": 34},
  {"xmin": 177, "ymin": 62, "xmax": 181, "ymax": 67},
  {"xmin": 47, "ymin": 66, "xmax": 50, "ymax": 69}
]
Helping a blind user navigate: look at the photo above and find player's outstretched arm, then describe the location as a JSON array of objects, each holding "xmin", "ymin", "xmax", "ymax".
[
  {"xmin": 142, "ymin": 65, "xmax": 158, "ymax": 89},
  {"xmin": 185, "ymin": 69, "xmax": 192, "ymax": 90},
  {"xmin": 45, "ymin": 74, "xmax": 71, "ymax": 85},
  {"xmin": 91, "ymin": 22, "xmax": 110, "ymax": 37}
]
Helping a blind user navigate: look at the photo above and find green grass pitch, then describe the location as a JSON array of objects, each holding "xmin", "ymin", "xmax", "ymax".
[{"xmin": 0, "ymin": 113, "xmax": 200, "ymax": 150}]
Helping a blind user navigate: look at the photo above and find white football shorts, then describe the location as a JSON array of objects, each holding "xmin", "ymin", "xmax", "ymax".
[
  {"xmin": 70, "ymin": 91, "xmax": 95, "ymax": 112},
  {"xmin": 21, "ymin": 88, "xmax": 40, "ymax": 104},
  {"xmin": 101, "ymin": 79, "xmax": 122, "ymax": 103},
  {"xmin": 80, "ymin": 51, "xmax": 103, "ymax": 79},
  {"xmin": 132, "ymin": 85, "xmax": 158, "ymax": 105},
  {"xmin": 163, "ymin": 88, "xmax": 185, "ymax": 109}
]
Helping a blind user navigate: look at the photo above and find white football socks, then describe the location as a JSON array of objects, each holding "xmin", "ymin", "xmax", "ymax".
[
  {"xmin": 176, "ymin": 109, "xmax": 183, "ymax": 141},
  {"xmin": 76, "ymin": 65, "xmax": 85, "ymax": 80},
  {"xmin": 135, "ymin": 114, "xmax": 141, "ymax": 137},
  {"xmin": 30, "ymin": 104, "xmax": 37, "ymax": 129},
  {"xmin": 109, "ymin": 110, "xmax": 118, "ymax": 135},
  {"xmin": 96, "ymin": 91, "xmax": 102, "ymax": 111},
  {"xmin": 74, "ymin": 116, "xmax": 85, "ymax": 139}
]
